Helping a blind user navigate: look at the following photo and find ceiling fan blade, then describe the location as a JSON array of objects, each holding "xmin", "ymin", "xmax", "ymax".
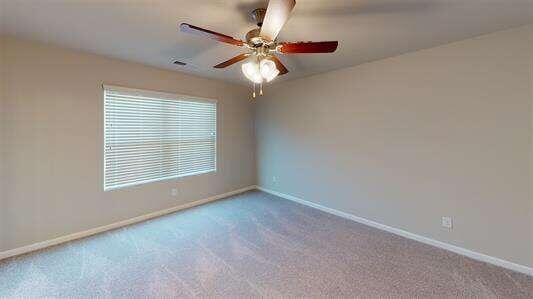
[
  {"xmin": 214, "ymin": 53, "xmax": 250, "ymax": 68},
  {"xmin": 278, "ymin": 41, "xmax": 338, "ymax": 53},
  {"xmin": 260, "ymin": 0, "xmax": 296, "ymax": 42},
  {"xmin": 270, "ymin": 56, "xmax": 289, "ymax": 75},
  {"xmin": 179, "ymin": 23, "xmax": 244, "ymax": 46}
]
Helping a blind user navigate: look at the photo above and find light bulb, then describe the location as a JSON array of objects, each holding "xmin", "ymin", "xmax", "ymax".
[
  {"xmin": 242, "ymin": 61, "xmax": 263, "ymax": 84},
  {"xmin": 260, "ymin": 59, "xmax": 279, "ymax": 82}
]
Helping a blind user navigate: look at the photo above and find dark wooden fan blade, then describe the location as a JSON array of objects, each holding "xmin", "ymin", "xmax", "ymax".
[
  {"xmin": 260, "ymin": 0, "xmax": 296, "ymax": 41},
  {"xmin": 278, "ymin": 41, "xmax": 338, "ymax": 53},
  {"xmin": 179, "ymin": 23, "xmax": 244, "ymax": 46},
  {"xmin": 214, "ymin": 53, "xmax": 250, "ymax": 68},
  {"xmin": 270, "ymin": 56, "xmax": 289, "ymax": 75}
]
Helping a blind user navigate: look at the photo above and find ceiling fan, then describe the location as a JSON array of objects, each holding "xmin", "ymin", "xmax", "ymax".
[{"xmin": 179, "ymin": 0, "xmax": 339, "ymax": 98}]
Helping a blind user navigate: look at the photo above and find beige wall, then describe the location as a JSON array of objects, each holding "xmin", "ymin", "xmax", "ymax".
[
  {"xmin": 0, "ymin": 36, "xmax": 255, "ymax": 252},
  {"xmin": 1, "ymin": 37, "xmax": 6, "ymax": 250},
  {"xmin": 256, "ymin": 25, "xmax": 533, "ymax": 267},
  {"xmin": 529, "ymin": 27, "xmax": 533, "ymax": 268}
]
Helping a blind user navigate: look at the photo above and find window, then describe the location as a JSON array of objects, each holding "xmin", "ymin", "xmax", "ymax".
[{"xmin": 103, "ymin": 85, "xmax": 216, "ymax": 191}]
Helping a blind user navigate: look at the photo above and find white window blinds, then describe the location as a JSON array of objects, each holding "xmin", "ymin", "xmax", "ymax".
[{"xmin": 104, "ymin": 85, "xmax": 216, "ymax": 191}]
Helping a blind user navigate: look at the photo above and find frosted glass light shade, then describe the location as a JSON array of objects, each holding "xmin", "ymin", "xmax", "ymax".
[
  {"xmin": 241, "ymin": 61, "xmax": 263, "ymax": 84},
  {"xmin": 259, "ymin": 59, "xmax": 279, "ymax": 82}
]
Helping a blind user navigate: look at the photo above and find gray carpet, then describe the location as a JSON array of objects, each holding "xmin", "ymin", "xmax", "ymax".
[{"xmin": 0, "ymin": 190, "xmax": 532, "ymax": 298}]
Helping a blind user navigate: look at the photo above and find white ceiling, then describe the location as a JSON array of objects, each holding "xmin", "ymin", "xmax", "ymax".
[{"xmin": 2, "ymin": 0, "xmax": 533, "ymax": 85}]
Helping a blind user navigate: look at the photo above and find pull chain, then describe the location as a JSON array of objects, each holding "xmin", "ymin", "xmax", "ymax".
[{"xmin": 252, "ymin": 83, "xmax": 256, "ymax": 99}]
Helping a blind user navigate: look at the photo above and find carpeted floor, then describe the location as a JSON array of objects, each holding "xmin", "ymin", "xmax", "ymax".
[{"xmin": 0, "ymin": 190, "xmax": 532, "ymax": 298}]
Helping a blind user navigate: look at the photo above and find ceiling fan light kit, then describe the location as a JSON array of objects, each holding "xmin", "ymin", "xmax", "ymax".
[{"xmin": 179, "ymin": 0, "xmax": 339, "ymax": 99}]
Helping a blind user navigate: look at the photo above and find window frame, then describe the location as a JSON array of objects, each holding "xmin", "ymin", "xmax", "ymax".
[{"xmin": 102, "ymin": 84, "xmax": 217, "ymax": 191}]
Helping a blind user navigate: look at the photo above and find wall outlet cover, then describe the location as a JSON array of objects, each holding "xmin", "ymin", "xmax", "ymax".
[
  {"xmin": 442, "ymin": 216, "xmax": 453, "ymax": 229},
  {"xmin": 171, "ymin": 188, "xmax": 178, "ymax": 196}
]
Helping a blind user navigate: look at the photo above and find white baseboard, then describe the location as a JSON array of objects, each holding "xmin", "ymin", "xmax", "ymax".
[
  {"xmin": 0, "ymin": 185, "xmax": 257, "ymax": 261},
  {"xmin": 257, "ymin": 186, "xmax": 533, "ymax": 277}
]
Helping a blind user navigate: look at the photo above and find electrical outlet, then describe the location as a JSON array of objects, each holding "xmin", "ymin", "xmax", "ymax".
[
  {"xmin": 171, "ymin": 188, "xmax": 178, "ymax": 197},
  {"xmin": 272, "ymin": 176, "xmax": 278, "ymax": 184},
  {"xmin": 441, "ymin": 216, "xmax": 453, "ymax": 229}
]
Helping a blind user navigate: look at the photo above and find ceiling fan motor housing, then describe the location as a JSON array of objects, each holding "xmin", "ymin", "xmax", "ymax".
[
  {"xmin": 246, "ymin": 28, "xmax": 263, "ymax": 46},
  {"xmin": 246, "ymin": 8, "xmax": 267, "ymax": 47}
]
